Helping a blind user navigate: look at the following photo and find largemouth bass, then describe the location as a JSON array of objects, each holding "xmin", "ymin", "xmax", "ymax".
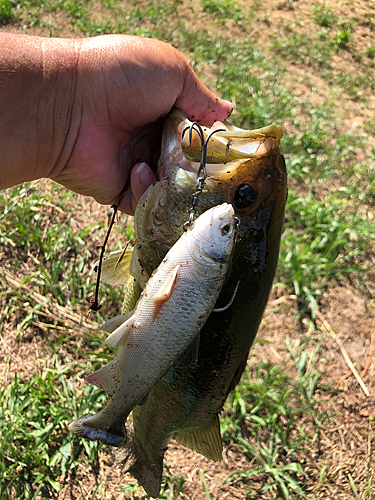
[
  {"xmin": 116, "ymin": 110, "xmax": 287, "ymax": 496},
  {"xmin": 69, "ymin": 203, "xmax": 238, "ymax": 446},
  {"xmin": 87, "ymin": 109, "xmax": 287, "ymax": 497},
  {"xmin": 128, "ymin": 110, "xmax": 285, "ymax": 283}
]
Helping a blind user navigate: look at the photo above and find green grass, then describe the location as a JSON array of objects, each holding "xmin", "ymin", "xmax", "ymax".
[
  {"xmin": 0, "ymin": 360, "xmax": 105, "ymax": 500},
  {"xmin": 0, "ymin": 0, "xmax": 16, "ymax": 23},
  {"xmin": 201, "ymin": 0, "xmax": 243, "ymax": 24},
  {"xmin": 334, "ymin": 26, "xmax": 352, "ymax": 49},
  {"xmin": 0, "ymin": 183, "xmax": 125, "ymax": 318},
  {"xmin": 272, "ymin": 29, "xmax": 336, "ymax": 68},
  {"xmin": 221, "ymin": 337, "xmax": 326, "ymax": 499},
  {"xmin": 349, "ymin": 474, "xmax": 373, "ymax": 500},
  {"xmin": 279, "ymin": 190, "xmax": 375, "ymax": 318},
  {"xmin": 312, "ymin": 5, "xmax": 338, "ymax": 28}
]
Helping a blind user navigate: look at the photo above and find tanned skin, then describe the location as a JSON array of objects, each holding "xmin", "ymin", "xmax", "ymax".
[{"xmin": 0, "ymin": 33, "xmax": 232, "ymax": 214}]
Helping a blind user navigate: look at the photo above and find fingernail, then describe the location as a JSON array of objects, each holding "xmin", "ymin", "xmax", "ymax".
[
  {"xmin": 136, "ymin": 162, "xmax": 152, "ymax": 184},
  {"xmin": 135, "ymin": 162, "xmax": 157, "ymax": 189},
  {"xmin": 224, "ymin": 100, "xmax": 233, "ymax": 115}
]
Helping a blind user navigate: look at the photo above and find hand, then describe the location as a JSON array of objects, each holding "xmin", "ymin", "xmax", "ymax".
[{"xmin": 0, "ymin": 34, "xmax": 232, "ymax": 214}]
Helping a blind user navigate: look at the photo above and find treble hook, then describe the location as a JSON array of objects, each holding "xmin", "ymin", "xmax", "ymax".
[{"xmin": 182, "ymin": 123, "xmax": 227, "ymax": 231}]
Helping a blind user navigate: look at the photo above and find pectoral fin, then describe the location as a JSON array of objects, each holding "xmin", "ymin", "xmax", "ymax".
[
  {"xmin": 92, "ymin": 247, "xmax": 133, "ymax": 286},
  {"xmin": 102, "ymin": 313, "xmax": 136, "ymax": 348},
  {"xmin": 175, "ymin": 415, "xmax": 222, "ymax": 461},
  {"xmin": 173, "ymin": 335, "xmax": 200, "ymax": 368},
  {"xmin": 86, "ymin": 360, "xmax": 118, "ymax": 397},
  {"xmin": 154, "ymin": 265, "xmax": 180, "ymax": 303},
  {"xmin": 153, "ymin": 265, "xmax": 180, "ymax": 319},
  {"xmin": 99, "ymin": 311, "xmax": 134, "ymax": 334}
]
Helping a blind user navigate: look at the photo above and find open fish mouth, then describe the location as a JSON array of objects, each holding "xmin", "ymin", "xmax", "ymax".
[
  {"xmin": 181, "ymin": 117, "xmax": 283, "ymax": 163},
  {"xmin": 133, "ymin": 109, "xmax": 286, "ymax": 279},
  {"xmin": 157, "ymin": 109, "xmax": 284, "ymax": 180}
]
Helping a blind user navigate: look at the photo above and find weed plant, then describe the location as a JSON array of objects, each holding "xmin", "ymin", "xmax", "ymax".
[
  {"xmin": 0, "ymin": 360, "xmax": 105, "ymax": 500},
  {"xmin": 334, "ymin": 26, "xmax": 352, "ymax": 50},
  {"xmin": 312, "ymin": 5, "xmax": 338, "ymax": 28},
  {"xmin": 222, "ymin": 338, "xmax": 326, "ymax": 499},
  {"xmin": 201, "ymin": 0, "xmax": 243, "ymax": 24}
]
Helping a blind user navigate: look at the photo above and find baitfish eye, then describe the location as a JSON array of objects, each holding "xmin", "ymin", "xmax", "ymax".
[
  {"xmin": 221, "ymin": 224, "xmax": 231, "ymax": 236},
  {"xmin": 234, "ymin": 184, "xmax": 256, "ymax": 209}
]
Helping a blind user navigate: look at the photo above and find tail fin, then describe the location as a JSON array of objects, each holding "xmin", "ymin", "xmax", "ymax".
[
  {"xmin": 69, "ymin": 412, "xmax": 126, "ymax": 447},
  {"xmin": 115, "ymin": 426, "xmax": 163, "ymax": 498}
]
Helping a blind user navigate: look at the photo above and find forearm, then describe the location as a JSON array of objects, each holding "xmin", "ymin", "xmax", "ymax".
[{"xmin": 0, "ymin": 33, "xmax": 82, "ymax": 189}]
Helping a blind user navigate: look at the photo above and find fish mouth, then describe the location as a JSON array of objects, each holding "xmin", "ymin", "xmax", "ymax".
[
  {"xmin": 157, "ymin": 109, "xmax": 284, "ymax": 181},
  {"xmin": 133, "ymin": 109, "xmax": 286, "ymax": 278}
]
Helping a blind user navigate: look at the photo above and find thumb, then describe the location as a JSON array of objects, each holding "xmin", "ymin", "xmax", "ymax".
[
  {"xmin": 118, "ymin": 162, "xmax": 157, "ymax": 215},
  {"xmin": 175, "ymin": 62, "xmax": 233, "ymax": 126}
]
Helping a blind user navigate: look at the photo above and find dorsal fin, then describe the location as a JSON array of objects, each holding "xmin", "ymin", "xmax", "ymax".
[
  {"xmin": 175, "ymin": 415, "xmax": 222, "ymax": 461},
  {"xmin": 86, "ymin": 360, "xmax": 118, "ymax": 397},
  {"xmin": 102, "ymin": 313, "xmax": 135, "ymax": 348},
  {"xmin": 92, "ymin": 247, "xmax": 133, "ymax": 286}
]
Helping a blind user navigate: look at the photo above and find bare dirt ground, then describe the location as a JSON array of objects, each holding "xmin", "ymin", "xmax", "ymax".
[{"xmin": 2, "ymin": 0, "xmax": 375, "ymax": 498}]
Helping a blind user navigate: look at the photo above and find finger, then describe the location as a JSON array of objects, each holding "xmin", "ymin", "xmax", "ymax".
[
  {"xmin": 118, "ymin": 189, "xmax": 134, "ymax": 215},
  {"xmin": 131, "ymin": 162, "xmax": 157, "ymax": 209},
  {"xmin": 175, "ymin": 63, "xmax": 233, "ymax": 126},
  {"xmin": 118, "ymin": 162, "xmax": 156, "ymax": 215}
]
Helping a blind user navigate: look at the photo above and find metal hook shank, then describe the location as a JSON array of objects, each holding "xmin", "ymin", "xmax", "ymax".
[{"xmin": 183, "ymin": 125, "xmax": 228, "ymax": 230}]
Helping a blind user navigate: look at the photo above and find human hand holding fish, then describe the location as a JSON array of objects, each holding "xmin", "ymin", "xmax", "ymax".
[
  {"xmin": 0, "ymin": 32, "xmax": 232, "ymax": 214},
  {"xmin": 1, "ymin": 25, "xmax": 288, "ymax": 499}
]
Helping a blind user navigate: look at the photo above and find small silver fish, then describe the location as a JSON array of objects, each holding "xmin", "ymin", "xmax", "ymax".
[{"xmin": 69, "ymin": 203, "xmax": 237, "ymax": 446}]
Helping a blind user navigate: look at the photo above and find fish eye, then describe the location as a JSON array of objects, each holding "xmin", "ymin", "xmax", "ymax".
[
  {"xmin": 234, "ymin": 184, "xmax": 256, "ymax": 209},
  {"xmin": 221, "ymin": 224, "xmax": 231, "ymax": 236}
]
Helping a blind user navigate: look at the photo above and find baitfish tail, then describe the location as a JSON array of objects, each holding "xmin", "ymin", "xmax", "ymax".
[
  {"xmin": 69, "ymin": 412, "xmax": 126, "ymax": 447},
  {"xmin": 116, "ymin": 425, "xmax": 163, "ymax": 498}
]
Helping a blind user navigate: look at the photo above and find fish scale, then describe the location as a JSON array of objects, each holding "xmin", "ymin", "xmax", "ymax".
[
  {"xmin": 69, "ymin": 203, "xmax": 237, "ymax": 447},
  {"xmin": 114, "ymin": 110, "xmax": 288, "ymax": 497}
]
